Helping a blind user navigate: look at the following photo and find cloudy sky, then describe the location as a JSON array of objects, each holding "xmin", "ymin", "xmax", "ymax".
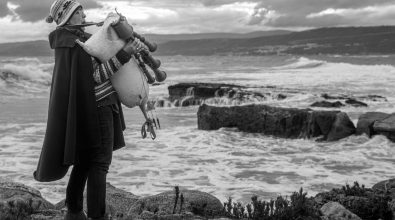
[{"xmin": 1, "ymin": 0, "xmax": 395, "ymax": 43}]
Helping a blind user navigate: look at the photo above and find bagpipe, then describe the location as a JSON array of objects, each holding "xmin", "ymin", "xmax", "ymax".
[{"xmin": 74, "ymin": 11, "xmax": 165, "ymax": 139}]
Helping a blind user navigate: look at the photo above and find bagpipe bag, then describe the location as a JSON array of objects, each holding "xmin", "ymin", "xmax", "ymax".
[{"xmin": 78, "ymin": 13, "xmax": 149, "ymax": 108}]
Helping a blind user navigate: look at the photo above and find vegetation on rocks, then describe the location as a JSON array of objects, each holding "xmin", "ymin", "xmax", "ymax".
[
  {"xmin": 315, "ymin": 182, "xmax": 393, "ymax": 220},
  {"xmin": 2, "ymin": 180, "xmax": 395, "ymax": 219},
  {"xmin": 223, "ymin": 188, "xmax": 321, "ymax": 220}
]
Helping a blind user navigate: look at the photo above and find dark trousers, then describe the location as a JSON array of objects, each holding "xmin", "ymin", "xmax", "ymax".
[{"xmin": 65, "ymin": 105, "xmax": 114, "ymax": 218}]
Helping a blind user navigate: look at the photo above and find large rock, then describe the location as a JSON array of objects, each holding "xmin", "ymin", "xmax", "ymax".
[
  {"xmin": 56, "ymin": 182, "xmax": 139, "ymax": 218},
  {"xmin": 356, "ymin": 112, "xmax": 389, "ymax": 136},
  {"xmin": 197, "ymin": 104, "xmax": 355, "ymax": 141},
  {"xmin": 166, "ymin": 83, "xmax": 270, "ymax": 107},
  {"xmin": 321, "ymin": 202, "xmax": 361, "ymax": 220},
  {"xmin": 373, "ymin": 113, "xmax": 395, "ymax": 141},
  {"xmin": 372, "ymin": 178, "xmax": 395, "ymax": 199},
  {"xmin": 0, "ymin": 181, "xmax": 54, "ymax": 219},
  {"xmin": 345, "ymin": 99, "xmax": 368, "ymax": 107},
  {"xmin": 127, "ymin": 189, "xmax": 223, "ymax": 218},
  {"xmin": 327, "ymin": 112, "xmax": 357, "ymax": 141},
  {"xmin": 314, "ymin": 182, "xmax": 393, "ymax": 220},
  {"xmin": 168, "ymin": 83, "xmax": 245, "ymax": 100},
  {"xmin": 311, "ymin": 101, "xmax": 345, "ymax": 108}
]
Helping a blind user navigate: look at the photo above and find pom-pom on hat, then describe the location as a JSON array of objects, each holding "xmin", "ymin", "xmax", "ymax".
[{"xmin": 46, "ymin": 0, "xmax": 81, "ymax": 26}]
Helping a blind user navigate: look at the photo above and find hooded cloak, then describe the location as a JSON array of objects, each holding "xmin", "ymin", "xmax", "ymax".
[{"xmin": 34, "ymin": 27, "xmax": 125, "ymax": 182}]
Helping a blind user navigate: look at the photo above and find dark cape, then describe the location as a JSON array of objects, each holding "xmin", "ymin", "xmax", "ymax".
[{"xmin": 34, "ymin": 28, "xmax": 126, "ymax": 182}]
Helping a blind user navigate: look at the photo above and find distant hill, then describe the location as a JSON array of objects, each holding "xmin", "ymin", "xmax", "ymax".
[
  {"xmin": 156, "ymin": 26, "xmax": 395, "ymax": 55},
  {"xmin": 2, "ymin": 26, "xmax": 395, "ymax": 56},
  {"xmin": 0, "ymin": 30, "xmax": 292, "ymax": 57},
  {"xmin": 0, "ymin": 40, "xmax": 52, "ymax": 57},
  {"xmin": 144, "ymin": 30, "xmax": 292, "ymax": 44}
]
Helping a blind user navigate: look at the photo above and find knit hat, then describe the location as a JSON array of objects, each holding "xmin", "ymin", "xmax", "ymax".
[{"xmin": 46, "ymin": 0, "xmax": 82, "ymax": 26}]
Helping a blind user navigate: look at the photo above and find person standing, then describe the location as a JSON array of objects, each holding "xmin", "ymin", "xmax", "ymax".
[{"xmin": 34, "ymin": 1, "xmax": 144, "ymax": 219}]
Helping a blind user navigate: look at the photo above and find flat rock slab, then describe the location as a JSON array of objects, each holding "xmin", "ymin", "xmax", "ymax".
[{"xmin": 197, "ymin": 104, "xmax": 355, "ymax": 141}]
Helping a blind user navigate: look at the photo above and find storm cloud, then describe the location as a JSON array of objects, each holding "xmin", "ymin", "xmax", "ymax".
[
  {"xmin": 1, "ymin": 0, "xmax": 101, "ymax": 22},
  {"xmin": 1, "ymin": 0, "xmax": 395, "ymax": 43}
]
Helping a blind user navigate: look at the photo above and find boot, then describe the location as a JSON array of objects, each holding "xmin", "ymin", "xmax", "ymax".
[{"xmin": 64, "ymin": 210, "xmax": 87, "ymax": 220}]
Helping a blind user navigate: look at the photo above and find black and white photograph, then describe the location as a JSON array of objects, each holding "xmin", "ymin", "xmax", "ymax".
[{"xmin": 0, "ymin": 0, "xmax": 395, "ymax": 219}]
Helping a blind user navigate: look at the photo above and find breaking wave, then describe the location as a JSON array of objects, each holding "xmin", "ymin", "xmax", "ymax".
[
  {"xmin": 0, "ymin": 58, "xmax": 52, "ymax": 100},
  {"xmin": 277, "ymin": 57, "xmax": 327, "ymax": 69}
]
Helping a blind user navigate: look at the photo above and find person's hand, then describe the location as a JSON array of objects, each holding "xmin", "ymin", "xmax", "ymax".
[{"xmin": 122, "ymin": 38, "xmax": 147, "ymax": 55}]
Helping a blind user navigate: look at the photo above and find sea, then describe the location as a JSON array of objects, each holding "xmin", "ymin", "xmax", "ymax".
[{"xmin": 0, "ymin": 54, "xmax": 395, "ymax": 205}]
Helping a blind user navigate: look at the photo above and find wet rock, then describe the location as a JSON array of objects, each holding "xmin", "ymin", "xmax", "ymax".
[
  {"xmin": 168, "ymin": 83, "xmax": 266, "ymax": 107},
  {"xmin": 321, "ymin": 93, "xmax": 387, "ymax": 103},
  {"xmin": 345, "ymin": 99, "xmax": 368, "ymax": 107},
  {"xmin": 0, "ymin": 181, "xmax": 54, "ymax": 219},
  {"xmin": 56, "ymin": 182, "xmax": 139, "ymax": 218},
  {"xmin": 321, "ymin": 93, "xmax": 349, "ymax": 100},
  {"xmin": 127, "ymin": 189, "xmax": 223, "ymax": 218},
  {"xmin": 168, "ymin": 83, "xmax": 245, "ymax": 101},
  {"xmin": 358, "ymin": 95, "xmax": 388, "ymax": 102},
  {"xmin": 373, "ymin": 113, "xmax": 395, "ymax": 141},
  {"xmin": 314, "ymin": 182, "xmax": 393, "ymax": 220},
  {"xmin": 372, "ymin": 179, "xmax": 395, "ymax": 199},
  {"xmin": 311, "ymin": 101, "xmax": 345, "ymax": 108},
  {"xmin": 356, "ymin": 112, "xmax": 389, "ymax": 136},
  {"xmin": 180, "ymin": 97, "xmax": 202, "ymax": 107},
  {"xmin": 197, "ymin": 104, "xmax": 355, "ymax": 141},
  {"xmin": 276, "ymin": 93, "xmax": 287, "ymax": 100},
  {"xmin": 326, "ymin": 112, "xmax": 357, "ymax": 141},
  {"xmin": 320, "ymin": 202, "xmax": 361, "ymax": 220}
]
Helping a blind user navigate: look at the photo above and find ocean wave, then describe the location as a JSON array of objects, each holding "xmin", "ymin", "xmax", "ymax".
[
  {"xmin": 0, "ymin": 56, "xmax": 53, "ymax": 100},
  {"xmin": 276, "ymin": 57, "xmax": 327, "ymax": 69},
  {"xmin": 1, "ymin": 64, "xmax": 51, "ymax": 85}
]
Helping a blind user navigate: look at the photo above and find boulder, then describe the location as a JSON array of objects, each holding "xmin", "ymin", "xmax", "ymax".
[
  {"xmin": 373, "ymin": 113, "xmax": 395, "ymax": 141},
  {"xmin": 56, "ymin": 182, "xmax": 139, "ymax": 218},
  {"xmin": 197, "ymin": 104, "xmax": 355, "ymax": 141},
  {"xmin": 127, "ymin": 189, "xmax": 223, "ymax": 218},
  {"xmin": 345, "ymin": 99, "xmax": 368, "ymax": 107},
  {"xmin": 0, "ymin": 181, "xmax": 54, "ymax": 219},
  {"xmin": 356, "ymin": 112, "xmax": 389, "ymax": 136},
  {"xmin": 372, "ymin": 178, "xmax": 395, "ymax": 199},
  {"xmin": 326, "ymin": 112, "xmax": 357, "ymax": 141},
  {"xmin": 321, "ymin": 202, "xmax": 361, "ymax": 220},
  {"xmin": 311, "ymin": 101, "xmax": 345, "ymax": 108},
  {"xmin": 314, "ymin": 182, "xmax": 393, "ymax": 220},
  {"xmin": 276, "ymin": 94, "xmax": 287, "ymax": 100}
]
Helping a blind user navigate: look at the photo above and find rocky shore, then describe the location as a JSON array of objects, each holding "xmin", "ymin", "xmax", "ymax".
[
  {"xmin": 152, "ymin": 83, "xmax": 395, "ymax": 142},
  {"xmin": 1, "ymin": 179, "xmax": 395, "ymax": 219},
  {"xmin": 156, "ymin": 83, "xmax": 385, "ymax": 108},
  {"xmin": 197, "ymin": 104, "xmax": 395, "ymax": 142}
]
